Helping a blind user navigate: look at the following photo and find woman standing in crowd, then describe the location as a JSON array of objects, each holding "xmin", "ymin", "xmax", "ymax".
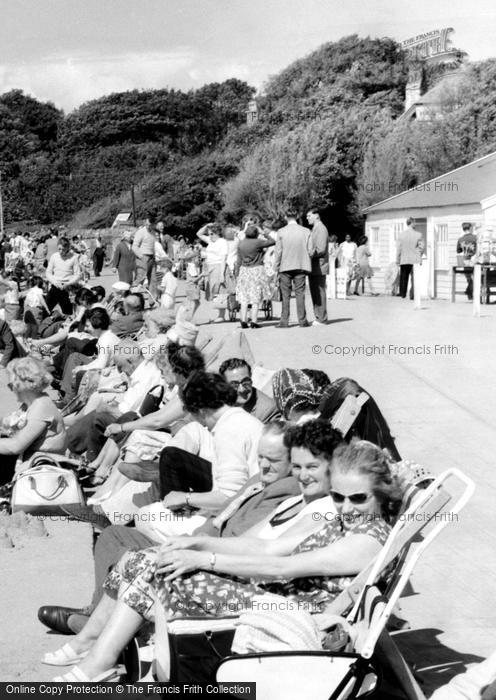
[
  {"xmin": 354, "ymin": 235, "xmax": 378, "ymax": 296},
  {"xmin": 338, "ymin": 234, "xmax": 357, "ymax": 297},
  {"xmin": 236, "ymin": 224, "xmax": 275, "ymax": 329},
  {"xmin": 196, "ymin": 223, "xmax": 228, "ymax": 304}
]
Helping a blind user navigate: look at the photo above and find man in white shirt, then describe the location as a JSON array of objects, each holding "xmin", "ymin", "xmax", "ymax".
[
  {"xmin": 132, "ymin": 212, "xmax": 158, "ymax": 296},
  {"xmin": 46, "ymin": 237, "xmax": 81, "ymax": 314}
]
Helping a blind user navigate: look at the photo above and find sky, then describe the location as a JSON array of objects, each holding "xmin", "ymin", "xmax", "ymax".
[{"xmin": 0, "ymin": 0, "xmax": 495, "ymax": 112}]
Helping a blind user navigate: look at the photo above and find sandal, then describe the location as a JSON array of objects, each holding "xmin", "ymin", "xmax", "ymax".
[
  {"xmin": 53, "ymin": 664, "xmax": 125, "ymax": 682},
  {"xmin": 42, "ymin": 643, "xmax": 89, "ymax": 666}
]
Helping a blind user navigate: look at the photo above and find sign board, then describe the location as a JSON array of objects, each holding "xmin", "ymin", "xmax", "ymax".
[
  {"xmin": 112, "ymin": 212, "xmax": 133, "ymax": 227},
  {"xmin": 402, "ymin": 28, "xmax": 454, "ymax": 61}
]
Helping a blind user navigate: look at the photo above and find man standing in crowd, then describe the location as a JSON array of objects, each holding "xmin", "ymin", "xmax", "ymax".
[
  {"xmin": 306, "ymin": 206, "xmax": 329, "ymax": 325},
  {"xmin": 456, "ymin": 222, "xmax": 477, "ymax": 301},
  {"xmin": 274, "ymin": 207, "xmax": 314, "ymax": 328},
  {"xmin": 112, "ymin": 230, "xmax": 136, "ymax": 285},
  {"xmin": 396, "ymin": 217, "xmax": 423, "ymax": 300},
  {"xmin": 45, "ymin": 237, "xmax": 81, "ymax": 314},
  {"xmin": 133, "ymin": 212, "xmax": 157, "ymax": 296}
]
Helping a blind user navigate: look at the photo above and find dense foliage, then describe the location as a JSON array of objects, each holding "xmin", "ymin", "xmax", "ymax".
[{"xmin": 0, "ymin": 37, "xmax": 495, "ymax": 234}]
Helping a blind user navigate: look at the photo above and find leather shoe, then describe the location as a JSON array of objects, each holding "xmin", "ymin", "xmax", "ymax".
[
  {"xmin": 299, "ymin": 321, "xmax": 310, "ymax": 327},
  {"xmin": 118, "ymin": 461, "xmax": 160, "ymax": 483},
  {"xmin": 38, "ymin": 606, "xmax": 86, "ymax": 635}
]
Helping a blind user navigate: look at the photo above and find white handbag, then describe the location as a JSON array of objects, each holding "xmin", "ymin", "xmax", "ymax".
[{"xmin": 11, "ymin": 454, "xmax": 85, "ymax": 515}]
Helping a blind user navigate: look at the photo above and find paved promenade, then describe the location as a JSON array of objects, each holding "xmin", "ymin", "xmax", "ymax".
[{"xmin": 1, "ymin": 271, "xmax": 495, "ymax": 692}]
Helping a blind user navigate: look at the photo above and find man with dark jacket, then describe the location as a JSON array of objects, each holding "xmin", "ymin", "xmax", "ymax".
[
  {"xmin": 110, "ymin": 293, "xmax": 144, "ymax": 338},
  {"xmin": 396, "ymin": 217, "xmax": 424, "ymax": 300},
  {"xmin": 112, "ymin": 231, "xmax": 136, "ymax": 285},
  {"xmin": 37, "ymin": 421, "xmax": 299, "ymax": 634},
  {"xmin": 274, "ymin": 208, "xmax": 314, "ymax": 327},
  {"xmin": 307, "ymin": 207, "xmax": 329, "ymax": 325}
]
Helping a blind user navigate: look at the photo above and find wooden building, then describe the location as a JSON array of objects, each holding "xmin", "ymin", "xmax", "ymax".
[{"xmin": 363, "ymin": 151, "xmax": 496, "ymax": 299}]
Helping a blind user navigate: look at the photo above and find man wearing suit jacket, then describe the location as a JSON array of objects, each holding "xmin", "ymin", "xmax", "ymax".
[
  {"xmin": 37, "ymin": 421, "xmax": 299, "ymax": 633},
  {"xmin": 307, "ymin": 207, "xmax": 329, "ymax": 325},
  {"xmin": 274, "ymin": 208, "xmax": 314, "ymax": 327},
  {"xmin": 396, "ymin": 217, "xmax": 424, "ymax": 300},
  {"xmin": 112, "ymin": 231, "xmax": 136, "ymax": 285}
]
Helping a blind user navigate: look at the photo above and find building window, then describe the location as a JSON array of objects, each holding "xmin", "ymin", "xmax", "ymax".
[
  {"xmin": 370, "ymin": 226, "xmax": 380, "ymax": 265},
  {"xmin": 390, "ymin": 222, "xmax": 404, "ymax": 262},
  {"xmin": 435, "ymin": 224, "xmax": 449, "ymax": 269}
]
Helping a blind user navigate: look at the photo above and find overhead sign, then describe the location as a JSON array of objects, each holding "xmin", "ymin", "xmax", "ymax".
[{"xmin": 402, "ymin": 28, "xmax": 454, "ymax": 61}]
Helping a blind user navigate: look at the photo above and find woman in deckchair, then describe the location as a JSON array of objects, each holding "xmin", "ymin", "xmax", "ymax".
[{"xmin": 44, "ymin": 429, "xmax": 403, "ymax": 682}]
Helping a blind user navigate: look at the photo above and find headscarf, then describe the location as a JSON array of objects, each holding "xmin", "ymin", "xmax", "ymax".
[
  {"xmin": 319, "ymin": 377, "xmax": 401, "ymax": 461},
  {"xmin": 272, "ymin": 368, "xmax": 332, "ymax": 421}
]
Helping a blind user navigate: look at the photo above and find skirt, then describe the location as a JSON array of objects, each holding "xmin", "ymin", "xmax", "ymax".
[
  {"xmin": 236, "ymin": 266, "xmax": 267, "ymax": 305},
  {"xmin": 205, "ymin": 264, "xmax": 224, "ymax": 301}
]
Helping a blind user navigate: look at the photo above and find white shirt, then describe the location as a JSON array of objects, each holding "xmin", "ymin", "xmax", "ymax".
[
  {"xmin": 24, "ymin": 287, "xmax": 45, "ymax": 308},
  {"xmin": 160, "ymin": 271, "xmax": 178, "ymax": 309},
  {"xmin": 203, "ymin": 238, "xmax": 228, "ymax": 267},
  {"xmin": 83, "ymin": 329, "xmax": 120, "ymax": 372},
  {"xmin": 211, "ymin": 407, "xmax": 263, "ymax": 498},
  {"xmin": 117, "ymin": 360, "xmax": 163, "ymax": 415}
]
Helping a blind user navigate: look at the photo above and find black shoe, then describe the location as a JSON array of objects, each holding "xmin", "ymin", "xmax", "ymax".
[
  {"xmin": 299, "ymin": 321, "xmax": 310, "ymax": 327},
  {"xmin": 249, "ymin": 322, "xmax": 261, "ymax": 329},
  {"xmin": 38, "ymin": 605, "xmax": 86, "ymax": 635},
  {"xmin": 240, "ymin": 322, "xmax": 249, "ymax": 329},
  {"xmin": 353, "ymin": 292, "xmax": 360, "ymax": 296},
  {"xmin": 60, "ymin": 504, "xmax": 111, "ymax": 529}
]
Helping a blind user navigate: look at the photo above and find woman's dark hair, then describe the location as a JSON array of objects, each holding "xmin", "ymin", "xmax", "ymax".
[
  {"xmin": 284, "ymin": 419, "xmax": 343, "ymax": 462},
  {"xmin": 209, "ymin": 223, "xmax": 223, "ymax": 237},
  {"xmin": 358, "ymin": 235, "xmax": 368, "ymax": 246},
  {"xmin": 162, "ymin": 342, "xmax": 205, "ymax": 380},
  {"xmin": 330, "ymin": 439, "xmax": 403, "ymax": 521},
  {"xmin": 58, "ymin": 237, "xmax": 70, "ymax": 249},
  {"xmin": 76, "ymin": 288, "xmax": 97, "ymax": 308},
  {"xmin": 87, "ymin": 308, "xmax": 110, "ymax": 331},
  {"xmin": 319, "ymin": 378, "xmax": 401, "ymax": 461},
  {"xmin": 29, "ymin": 275, "xmax": 44, "ymax": 288},
  {"xmin": 91, "ymin": 285, "xmax": 106, "ymax": 301},
  {"xmin": 179, "ymin": 371, "xmax": 237, "ymax": 414}
]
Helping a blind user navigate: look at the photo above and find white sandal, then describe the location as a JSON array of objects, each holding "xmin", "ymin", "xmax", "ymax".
[
  {"xmin": 42, "ymin": 643, "xmax": 89, "ymax": 666},
  {"xmin": 53, "ymin": 664, "xmax": 124, "ymax": 682}
]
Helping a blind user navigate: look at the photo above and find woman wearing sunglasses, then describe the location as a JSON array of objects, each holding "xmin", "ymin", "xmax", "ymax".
[
  {"xmin": 0, "ymin": 357, "xmax": 67, "ymax": 485},
  {"xmin": 46, "ymin": 425, "xmax": 404, "ymax": 682}
]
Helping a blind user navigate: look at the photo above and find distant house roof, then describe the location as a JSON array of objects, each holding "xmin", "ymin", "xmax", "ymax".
[{"xmin": 364, "ymin": 150, "xmax": 496, "ymax": 213}]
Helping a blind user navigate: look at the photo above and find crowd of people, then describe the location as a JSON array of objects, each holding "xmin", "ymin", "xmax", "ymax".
[{"xmin": 1, "ymin": 212, "xmax": 484, "ymax": 694}]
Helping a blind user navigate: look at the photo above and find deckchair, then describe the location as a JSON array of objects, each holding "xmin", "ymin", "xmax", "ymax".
[{"xmin": 214, "ymin": 468, "xmax": 474, "ymax": 700}]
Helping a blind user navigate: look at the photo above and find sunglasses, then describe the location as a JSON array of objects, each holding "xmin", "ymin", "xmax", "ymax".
[
  {"xmin": 330, "ymin": 490, "xmax": 371, "ymax": 505},
  {"xmin": 229, "ymin": 378, "xmax": 252, "ymax": 390}
]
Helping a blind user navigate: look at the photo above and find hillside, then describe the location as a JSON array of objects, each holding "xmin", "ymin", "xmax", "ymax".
[{"xmin": 0, "ymin": 35, "xmax": 495, "ymax": 235}]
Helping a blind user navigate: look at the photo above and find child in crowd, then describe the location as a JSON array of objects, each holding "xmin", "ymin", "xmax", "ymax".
[
  {"xmin": 23, "ymin": 275, "xmax": 50, "ymax": 338},
  {"xmin": 159, "ymin": 259, "xmax": 178, "ymax": 311},
  {"xmin": 183, "ymin": 248, "xmax": 206, "ymax": 318}
]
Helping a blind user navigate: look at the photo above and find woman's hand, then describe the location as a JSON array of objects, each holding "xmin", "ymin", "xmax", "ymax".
[
  {"xmin": 104, "ymin": 423, "xmax": 122, "ymax": 437},
  {"xmin": 155, "ymin": 548, "xmax": 209, "ymax": 581}
]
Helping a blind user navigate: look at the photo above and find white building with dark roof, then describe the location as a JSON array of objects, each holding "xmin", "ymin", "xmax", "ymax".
[{"xmin": 363, "ymin": 151, "xmax": 496, "ymax": 299}]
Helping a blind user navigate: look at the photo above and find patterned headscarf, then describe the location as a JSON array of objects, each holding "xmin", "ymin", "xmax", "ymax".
[{"xmin": 272, "ymin": 368, "xmax": 332, "ymax": 420}]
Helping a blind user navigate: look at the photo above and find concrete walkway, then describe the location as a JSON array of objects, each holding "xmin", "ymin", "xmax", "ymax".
[{"xmin": 1, "ymin": 271, "xmax": 495, "ymax": 693}]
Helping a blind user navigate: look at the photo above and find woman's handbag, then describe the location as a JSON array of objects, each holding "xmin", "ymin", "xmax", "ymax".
[
  {"xmin": 11, "ymin": 454, "xmax": 85, "ymax": 515},
  {"xmin": 139, "ymin": 385, "xmax": 165, "ymax": 417}
]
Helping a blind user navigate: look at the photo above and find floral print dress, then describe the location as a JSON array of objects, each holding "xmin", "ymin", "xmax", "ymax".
[{"xmin": 103, "ymin": 517, "xmax": 391, "ymax": 622}]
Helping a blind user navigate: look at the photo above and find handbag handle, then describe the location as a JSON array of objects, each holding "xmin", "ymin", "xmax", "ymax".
[
  {"xmin": 28, "ymin": 474, "xmax": 68, "ymax": 501},
  {"xmin": 29, "ymin": 454, "xmax": 62, "ymax": 470}
]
